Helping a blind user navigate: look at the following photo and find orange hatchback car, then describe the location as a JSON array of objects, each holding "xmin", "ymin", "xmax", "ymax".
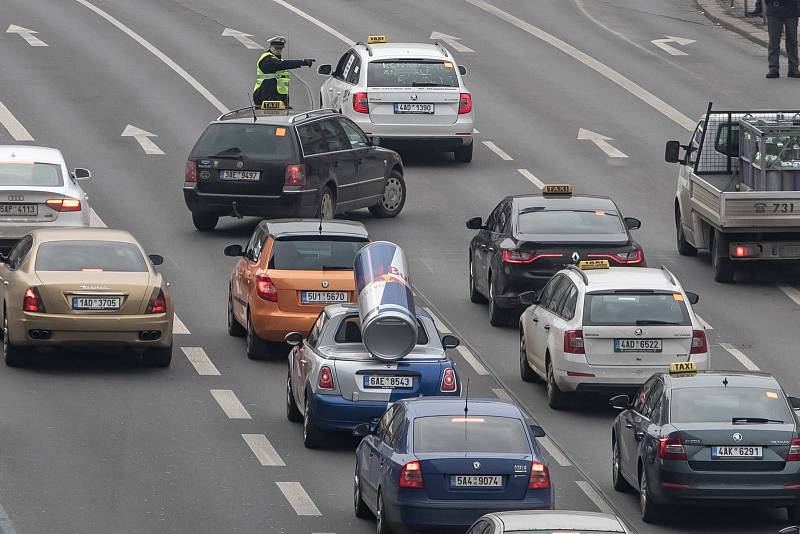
[{"xmin": 224, "ymin": 219, "xmax": 369, "ymax": 358}]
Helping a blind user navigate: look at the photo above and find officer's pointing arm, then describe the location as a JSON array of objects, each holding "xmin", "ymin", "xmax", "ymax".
[{"xmin": 259, "ymin": 55, "xmax": 309, "ymax": 72}]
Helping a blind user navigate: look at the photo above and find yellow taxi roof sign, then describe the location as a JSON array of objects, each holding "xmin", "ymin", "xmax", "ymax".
[
  {"xmin": 669, "ymin": 361, "xmax": 698, "ymax": 376},
  {"xmin": 578, "ymin": 259, "xmax": 609, "ymax": 270},
  {"xmin": 261, "ymin": 101, "xmax": 285, "ymax": 110},
  {"xmin": 368, "ymin": 35, "xmax": 387, "ymax": 44},
  {"xmin": 542, "ymin": 184, "xmax": 572, "ymax": 195}
]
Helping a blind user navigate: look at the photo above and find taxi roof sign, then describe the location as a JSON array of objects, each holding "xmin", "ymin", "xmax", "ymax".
[
  {"xmin": 367, "ymin": 35, "xmax": 387, "ymax": 44},
  {"xmin": 669, "ymin": 361, "xmax": 698, "ymax": 376},
  {"xmin": 577, "ymin": 259, "xmax": 609, "ymax": 270},
  {"xmin": 542, "ymin": 184, "xmax": 572, "ymax": 195},
  {"xmin": 261, "ymin": 101, "xmax": 285, "ymax": 110}
]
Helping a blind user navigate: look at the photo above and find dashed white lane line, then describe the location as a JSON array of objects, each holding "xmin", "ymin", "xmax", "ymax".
[
  {"xmin": 173, "ymin": 314, "xmax": 190, "ymax": 335},
  {"xmin": 0, "ymin": 502, "xmax": 17, "ymax": 534},
  {"xmin": 492, "ymin": 387, "xmax": 511, "ymax": 401},
  {"xmin": 72, "ymin": 0, "xmax": 228, "ymax": 114},
  {"xmin": 181, "ymin": 347, "xmax": 219, "ymax": 376},
  {"xmin": 210, "ymin": 389, "xmax": 252, "ymax": 419},
  {"xmin": 456, "ymin": 345, "xmax": 489, "ymax": 376},
  {"xmin": 695, "ymin": 314, "xmax": 713, "ymax": 330},
  {"xmin": 536, "ymin": 436, "xmax": 572, "ymax": 467},
  {"xmin": 271, "ymin": 0, "xmax": 355, "ymax": 46},
  {"xmin": 575, "ymin": 480, "xmax": 613, "ymax": 514},
  {"xmin": 89, "ymin": 208, "xmax": 106, "ymax": 228},
  {"xmin": 482, "ymin": 141, "xmax": 514, "ymax": 161},
  {"xmin": 517, "ymin": 168, "xmax": 544, "ymax": 189},
  {"xmin": 424, "ymin": 307, "xmax": 451, "ymax": 334},
  {"xmin": 0, "ymin": 99, "xmax": 33, "ymax": 142},
  {"xmin": 778, "ymin": 284, "xmax": 800, "ymax": 306},
  {"xmin": 719, "ymin": 343, "xmax": 760, "ymax": 371},
  {"xmin": 276, "ymin": 481, "xmax": 322, "ymax": 516},
  {"xmin": 242, "ymin": 434, "xmax": 286, "ymax": 466}
]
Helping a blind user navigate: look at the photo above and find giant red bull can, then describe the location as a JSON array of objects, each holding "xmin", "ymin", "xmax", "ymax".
[{"xmin": 354, "ymin": 241, "xmax": 417, "ymax": 361}]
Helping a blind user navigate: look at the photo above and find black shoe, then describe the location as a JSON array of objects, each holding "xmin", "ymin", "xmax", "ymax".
[
  {"xmin": 766, "ymin": 70, "xmax": 780, "ymax": 79},
  {"xmin": 789, "ymin": 70, "xmax": 800, "ymax": 78}
]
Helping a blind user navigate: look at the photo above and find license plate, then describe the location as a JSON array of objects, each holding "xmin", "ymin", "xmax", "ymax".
[
  {"xmin": 452, "ymin": 475, "xmax": 502, "ymax": 487},
  {"xmin": 364, "ymin": 375, "xmax": 413, "ymax": 389},
  {"xmin": 614, "ymin": 339, "xmax": 662, "ymax": 352},
  {"xmin": 711, "ymin": 446, "xmax": 763, "ymax": 458},
  {"xmin": 300, "ymin": 291, "xmax": 347, "ymax": 304},
  {"xmin": 393, "ymin": 103, "xmax": 434, "ymax": 114},
  {"xmin": 0, "ymin": 203, "xmax": 38, "ymax": 216},
  {"xmin": 71, "ymin": 297, "xmax": 122, "ymax": 310},
  {"xmin": 220, "ymin": 170, "xmax": 260, "ymax": 181}
]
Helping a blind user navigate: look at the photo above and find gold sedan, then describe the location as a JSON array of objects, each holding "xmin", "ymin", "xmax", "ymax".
[{"xmin": 0, "ymin": 228, "xmax": 173, "ymax": 367}]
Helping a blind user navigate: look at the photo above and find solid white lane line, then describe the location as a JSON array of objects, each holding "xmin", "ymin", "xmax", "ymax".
[
  {"xmin": 575, "ymin": 480, "xmax": 613, "ymax": 514},
  {"xmin": 517, "ymin": 168, "xmax": 544, "ymax": 189},
  {"xmin": 6, "ymin": 24, "xmax": 48, "ymax": 47},
  {"xmin": 0, "ymin": 99, "xmax": 33, "ymax": 142},
  {"xmin": 210, "ymin": 389, "xmax": 252, "ymax": 419},
  {"xmin": 276, "ymin": 481, "xmax": 322, "ymax": 516},
  {"xmin": 719, "ymin": 343, "xmax": 759, "ymax": 371},
  {"xmin": 242, "ymin": 434, "xmax": 286, "ymax": 466},
  {"xmin": 537, "ymin": 436, "xmax": 572, "ymax": 467},
  {"xmin": 72, "ymin": 0, "xmax": 228, "ymax": 114},
  {"xmin": 695, "ymin": 314, "xmax": 713, "ymax": 330},
  {"xmin": 182, "ymin": 347, "xmax": 219, "ymax": 376},
  {"xmin": 424, "ymin": 307, "xmax": 451, "ymax": 334},
  {"xmin": 492, "ymin": 387, "xmax": 512, "ymax": 401},
  {"xmin": 456, "ymin": 345, "xmax": 489, "ymax": 376},
  {"xmin": 466, "ymin": 0, "xmax": 695, "ymax": 132},
  {"xmin": 778, "ymin": 284, "xmax": 800, "ymax": 306},
  {"xmin": 173, "ymin": 314, "xmax": 190, "ymax": 335},
  {"xmin": 271, "ymin": 0, "xmax": 355, "ymax": 46},
  {"xmin": 482, "ymin": 141, "xmax": 513, "ymax": 161}
]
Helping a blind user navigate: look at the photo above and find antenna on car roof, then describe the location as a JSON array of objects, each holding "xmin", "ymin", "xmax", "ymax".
[
  {"xmin": 247, "ymin": 91, "xmax": 257, "ymax": 123},
  {"xmin": 319, "ymin": 214, "xmax": 323, "ymax": 235},
  {"xmin": 464, "ymin": 377, "xmax": 470, "ymax": 416}
]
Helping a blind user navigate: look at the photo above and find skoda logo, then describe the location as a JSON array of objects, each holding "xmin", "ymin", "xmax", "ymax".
[
  {"xmin": 571, "ymin": 251, "xmax": 580, "ymax": 262},
  {"xmin": 634, "ymin": 328, "xmax": 643, "ymax": 336},
  {"xmin": 410, "ymin": 94, "xmax": 418, "ymax": 101},
  {"xmin": 473, "ymin": 461, "xmax": 481, "ymax": 469},
  {"xmin": 7, "ymin": 194, "xmax": 23, "ymax": 202},
  {"xmin": 733, "ymin": 432, "xmax": 743, "ymax": 442},
  {"xmin": 321, "ymin": 280, "xmax": 329, "ymax": 288}
]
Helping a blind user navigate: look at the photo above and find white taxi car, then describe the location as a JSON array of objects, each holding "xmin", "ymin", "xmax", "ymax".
[
  {"xmin": 317, "ymin": 36, "xmax": 474, "ymax": 162},
  {"xmin": 518, "ymin": 261, "xmax": 709, "ymax": 409}
]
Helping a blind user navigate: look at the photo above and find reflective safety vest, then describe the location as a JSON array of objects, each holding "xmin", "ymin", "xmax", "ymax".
[{"xmin": 254, "ymin": 51, "xmax": 290, "ymax": 94}]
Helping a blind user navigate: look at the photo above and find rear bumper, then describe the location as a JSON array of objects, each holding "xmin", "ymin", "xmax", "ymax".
[
  {"xmin": 250, "ymin": 299, "xmax": 328, "ymax": 342},
  {"xmin": 377, "ymin": 136, "xmax": 472, "ymax": 150},
  {"xmin": 310, "ymin": 393, "xmax": 389, "ymax": 432},
  {"xmin": 183, "ymin": 186, "xmax": 318, "ymax": 218},
  {"xmin": 347, "ymin": 114, "xmax": 474, "ymax": 148}
]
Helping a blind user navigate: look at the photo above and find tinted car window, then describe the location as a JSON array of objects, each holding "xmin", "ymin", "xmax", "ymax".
[
  {"xmin": 306, "ymin": 312, "xmax": 326, "ymax": 348},
  {"xmin": 7, "ymin": 235, "xmax": 33, "ymax": 270},
  {"xmin": 517, "ymin": 209, "xmax": 625, "ymax": 235},
  {"xmin": 333, "ymin": 51, "xmax": 351, "ymax": 80},
  {"xmin": 583, "ymin": 292, "xmax": 691, "ymax": 326},
  {"xmin": 191, "ymin": 124, "xmax": 293, "ymax": 160},
  {"xmin": 0, "ymin": 162, "xmax": 63, "ymax": 186},
  {"xmin": 345, "ymin": 56, "xmax": 361, "ymax": 84},
  {"xmin": 547, "ymin": 278, "xmax": 570, "ymax": 313},
  {"xmin": 297, "ymin": 123, "xmax": 328, "ymax": 156},
  {"xmin": 334, "ymin": 315, "xmax": 429, "ymax": 345},
  {"xmin": 537, "ymin": 276, "xmax": 560, "ymax": 309},
  {"xmin": 269, "ymin": 237, "xmax": 367, "ymax": 270},
  {"xmin": 375, "ymin": 404, "xmax": 398, "ymax": 440},
  {"xmin": 414, "ymin": 415, "xmax": 530, "ymax": 454},
  {"xmin": 338, "ymin": 119, "xmax": 369, "ymax": 149},
  {"xmin": 319, "ymin": 119, "xmax": 351, "ymax": 152},
  {"xmin": 633, "ymin": 378, "xmax": 655, "ymax": 413},
  {"xmin": 671, "ymin": 387, "xmax": 793, "ymax": 424},
  {"xmin": 35, "ymin": 241, "xmax": 147, "ymax": 272},
  {"xmin": 367, "ymin": 61, "xmax": 459, "ymax": 87},
  {"xmin": 384, "ymin": 408, "xmax": 405, "ymax": 449},
  {"xmin": 643, "ymin": 380, "xmax": 664, "ymax": 418},
  {"xmin": 245, "ymin": 226, "xmax": 267, "ymax": 262},
  {"xmin": 558, "ymin": 283, "xmax": 579, "ymax": 320}
]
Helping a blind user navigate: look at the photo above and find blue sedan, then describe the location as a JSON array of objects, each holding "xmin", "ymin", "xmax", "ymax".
[{"xmin": 353, "ymin": 397, "xmax": 554, "ymax": 533}]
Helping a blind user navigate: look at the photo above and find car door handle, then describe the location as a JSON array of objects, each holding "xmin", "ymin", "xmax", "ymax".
[
  {"xmin": 543, "ymin": 325, "xmax": 550, "ymax": 331},
  {"xmin": 487, "ymin": 247, "xmax": 495, "ymax": 252},
  {"xmin": 532, "ymin": 317, "xmax": 538, "ymax": 323},
  {"xmin": 635, "ymin": 431, "xmax": 645, "ymax": 441},
  {"xmin": 625, "ymin": 423, "xmax": 634, "ymax": 429}
]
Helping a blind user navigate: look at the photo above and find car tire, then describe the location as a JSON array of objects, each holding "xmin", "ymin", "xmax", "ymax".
[
  {"xmin": 227, "ymin": 290, "xmax": 245, "ymax": 337},
  {"xmin": 453, "ymin": 143, "xmax": 473, "ymax": 163},
  {"xmin": 711, "ymin": 229, "xmax": 735, "ymax": 283},
  {"xmin": 612, "ymin": 437, "xmax": 632, "ymax": 492},
  {"xmin": 788, "ymin": 506, "xmax": 800, "ymax": 523},
  {"xmin": 142, "ymin": 343, "xmax": 172, "ymax": 367},
  {"xmin": 317, "ymin": 186, "xmax": 336, "ymax": 219},
  {"xmin": 519, "ymin": 330, "xmax": 538, "ymax": 383},
  {"xmin": 246, "ymin": 311, "xmax": 269, "ymax": 360},
  {"xmin": 488, "ymin": 278, "xmax": 510, "ymax": 327},
  {"xmin": 303, "ymin": 397, "xmax": 324, "ymax": 449},
  {"xmin": 376, "ymin": 491, "xmax": 392, "ymax": 534},
  {"xmin": 191, "ymin": 212, "xmax": 218, "ymax": 232},
  {"xmin": 286, "ymin": 369, "xmax": 303, "ymax": 423},
  {"xmin": 369, "ymin": 171, "xmax": 405, "ymax": 218},
  {"xmin": 468, "ymin": 256, "xmax": 486, "ymax": 304},
  {"xmin": 546, "ymin": 357, "xmax": 569, "ymax": 410},
  {"xmin": 354, "ymin": 465, "xmax": 371, "ymax": 519},
  {"xmin": 639, "ymin": 468, "xmax": 664, "ymax": 523},
  {"xmin": 675, "ymin": 210, "xmax": 697, "ymax": 256},
  {"xmin": 3, "ymin": 312, "xmax": 30, "ymax": 367}
]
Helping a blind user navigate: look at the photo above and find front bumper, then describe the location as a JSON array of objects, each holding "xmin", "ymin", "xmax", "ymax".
[
  {"xmin": 183, "ymin": 186, "xmax": 318, "ymax": 218},
  {"xmin": 310, "ymin": 393, "xmax": 389, "ymax": 432}
]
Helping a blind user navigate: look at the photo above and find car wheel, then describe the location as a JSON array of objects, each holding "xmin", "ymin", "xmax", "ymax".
[
  {"xmin": 191, "ymin": 212, "xmax": 218, "ymax": 232},
  {"xmin": 711, "ymin": 229, "xmax": 735, "ymax": 283},
  {"xmin": 286, "ymin": 369, "xmax": 303, "ymax": 422},
  {"xmin": 317, "ymin": 186, "xmax": 336, "ymax": 219},
  {"xmin": 142, "ymin": 343, "xmax": 172, "ymax": 367},
  {"xmin": 546, "ymin": 357, "xmax": 569, "ymax": 410},
  {"xmin": 639, "ymin": 468, "xmax": 664, "ymax": 523},
  {"xmin": 488, "ymin": 278, "xmax": 509, "ymax": 327},
  {"xmin": 453, "ymin": 143, "xmax": 473, "ymax": 163},
  {"xmin": 246, "ymin": 311, "xmax": 269, "ymax": 360},
  {"xmin": 612, "ymin": 437, "xmax": 632, "ymax": 492},
  {"xmin": 303, "ymin": 397, "xmax": 324, "ymax": 449},
  {"xmin": 376, "ymin": 491, "xmax": 392, "ymax": 534},
  {"xmin": 519, "ymin": 330, "xmax": 538, "ymax": 383},
  {"xmin": 675, "ymin": 209, "xmax": 697, "ymax": 256},
  {"xmin": 354, "ymin": 465, "xmax": 371, "ymax": 519},
  {"xmin": 3, "ymin": 311, "xmax": 30, "ymax": 367},
  {"xmin": 369, "ymin": 171, "xmax": 405, "ymax": 218},
  {"xmin": 468, "ymin": 255, "xmax": 486, "ymax": 303},
  {"xmin": 227, "ymin": 290, "xmax": 245, "ymax": 337}
]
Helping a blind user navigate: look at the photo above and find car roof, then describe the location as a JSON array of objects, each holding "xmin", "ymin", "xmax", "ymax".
[
  {"xmin": 29, "ymin": 227, "xmax": 137, "ymax": 243},
  {"xmin": 662, "ymin": 370, "xmax": 780, "ymax": 389},
  {"xmin": 263, "ymin": 218, "xmax": 369, "ymax": 239},
  {"xmin": 212, "ymin": 108, "xmax": 340, "ymax": 126},
  {"xmin": 326, "ymin": 303, "xmax": 432, "ymax": 321},
  {"xmin": 0, "ymin": 145, "xmax": 65, "ymax": 165},
  {"xmin": 510, "ymin": 194, "xmax": 618, "ymax": 212},
  {"xmin": 489, "ymin": 510, "xmax": 625, "ymax": 532},
  {"xmin": 359, "ymin": 42, "xmax": 451, "ymax": 60},
  {"xmin": 567, "ymin": 267, "xmax": 680, "ymax": 292},
  {"xmin": 400, "ymin": 397, "xmax": 524, "ymax": 418}
]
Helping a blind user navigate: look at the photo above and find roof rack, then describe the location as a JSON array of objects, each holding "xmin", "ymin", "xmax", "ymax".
[
  {"xmin": 288, "ymin": 108, "xmax": 338, "ymax": 123},
  {"xmin": 564, "ymin": 264, "xmax": 588, "ymax": 285},
  {"xmin": 660, "ymin": 265, "xmax": 676, "ymax": 285},
  {"xmin": 355, "ymin": 41, "xmax": 373, "ymax": 57}
]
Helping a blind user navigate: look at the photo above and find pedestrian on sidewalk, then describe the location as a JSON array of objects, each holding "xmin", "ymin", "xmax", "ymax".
[{"xmin": 764, "ymin": 0, "xmax": 800, "ymax": 78}]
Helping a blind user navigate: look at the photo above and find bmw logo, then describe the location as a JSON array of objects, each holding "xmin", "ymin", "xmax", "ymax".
[
  {"xmin": 732, "ymin": 432, "xmax": 743, "ymax": 442},
  {"xmin": 321, "ymin": 280, "xmax": 329, "ymax": 288},
  {"xmin": 473, "ymin": 461, "xmax": 481, "ymax": 469}
]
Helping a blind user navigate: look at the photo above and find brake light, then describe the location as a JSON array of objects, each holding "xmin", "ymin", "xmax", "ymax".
[
  {"xmin": 255, "ymin": 274, "xmax": 278, "ymax": 302},
  {"xmin": 146, "ymin": 289, "xmax": 167, "ymax": 314},
  {"xmin": 318, "ymin": 365, "xmax": 335, "ymax": 390},
  {"xmin": 46, "ymin": 198, "xmax": 81, "ymax": 212},
  {"xmin": 502, "ymin": 250, "xmax": 563, "ymax": 264},
  {"xmin": 563, "ymin": 330, "xmax": 584, "ymax": 354},
  {"xmin": 284, "ymin": 164, "xmax": 306, "ymax": 186},
  {"xmin": 458, "ymin": 93, "xmax": 472, "ymax": 114},
  {"xmin": 731, "ymin": 243, "xmax": 760, "ymax": 258},
  {"xmin": 353, "ymin": 92, "xmax": 369, "ymax": 114},
  {"xmin": 399, "ymin": 461, "xmax": 424, "ymax": 488},
  {"xmin": 185, "ymin": 160, "xmax": 197, "ymax": 183},
  {"xmin": 22, "ymin": 287, "xmax": 45, "ymax": 313},
  {"xmin": 658, "ymin": 437, "xmax": 687, "ymax": 460},
  {"xmin": 690, "ymin": 329, "xmax": 707, "ymax": 354},
  {"xmin": 587, "ymin": 248, "xmax": 643, "ymax": 264},
  {"xmin": 787, "ymin": 439, "xmax": 800, "ymax": 461},
  {"xmin": 528, "ymin": 461, "xmax": 550, "ymax": 489},
  {"xmin": 440, "ymin": 367, "xmax": 457, "ymax": 392}
]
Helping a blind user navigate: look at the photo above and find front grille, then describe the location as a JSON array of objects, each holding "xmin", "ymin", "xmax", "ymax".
[{"xmin": 689, "ymin": 460, "xmax": 785, "ymax": 472}]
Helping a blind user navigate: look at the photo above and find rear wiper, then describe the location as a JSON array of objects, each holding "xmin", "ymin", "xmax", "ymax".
[
  {"xmin": 732, "ymin": 417, "xmax": 784, "ymax": 424},
  {"xmin": 211, "ymin": 147, "xmax": 243, "ymax": 157},
  {"xmin": 635, "ymin": 320, "xmax": 681, "ymax": 326},
  {"xmin": 321, "ymin": 265, "xmax": 351, "ymax": 271},
  {"xmin": 411, "ymin": 82, "xmax": 449, "ymax": 87}
]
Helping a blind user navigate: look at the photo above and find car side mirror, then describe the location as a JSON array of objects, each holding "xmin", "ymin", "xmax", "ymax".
[
  {"xmin": 609, "ymin": 394, "xmax": 630, "ymax": 410},
  {"xmin": 317, "ymin": 64, "xmax": 332, "ymax": 76},
  {"xmin": 529, "ymin": 424, "xmax": 546, "ymax": 438},
  {"xmin": 779, "ymin": 528, "xmax": 800, "ymax": 534},
  {"xmin": 0, "ymin": 253, "xmax": 7, "ymax": 264},
  {"xmin": 458, "ymin": 65, "xmax": 467, "ymax": 76},
  {"xmin": 352, "ymin": 422, "xmax": 373, "ymax": 437},
  {"xmin": 285, "ymin": 332, "xmax": 303, "ymax": 346},
  {"xmin": 686, "ymin": 292, "xmax": 700, "ymax": 305},
  {"xmin": 624, "ymin": 217, "xmax": 641, "ymax": 231},
  {"xmin": 441, "ymin": 334, "xmax": 460, "ymax": 349},
  {"xmin": 148, "ymin": 254, "xmax": 164, "ymax": 266},
  {"xmin": 788, "ymin": 396, "xmax": 800, "ymax": 411},
  {"xmin": 665, "ymin": 140, "xmax": 682, "ymax": 164},
  {"xmin": 518, "ymin": 291, "xmax": 538, "ymax": 307},
  {"xmin": 72, "ymin": 168, "xmax": 91, "ymax": 181},
  {"xmin": 224, "ymin": 244, "xmax": 244, "ymax": 257},
  {"xmin": 466, "ymin": 216, "xmax": 483, "ymax": 230}
]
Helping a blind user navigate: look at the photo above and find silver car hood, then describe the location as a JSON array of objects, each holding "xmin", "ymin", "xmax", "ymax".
[{"xmin": 317, "ymin": 344, "xmax": 448, "ymax": 361}]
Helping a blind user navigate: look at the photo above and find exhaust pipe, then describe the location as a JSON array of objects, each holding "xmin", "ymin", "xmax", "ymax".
[
  {"xmin": 28, "ymin": 329, "xmax": 51, "ymax": 339},
  {"xmin": 139, "ymin": 330, "xmax": 161, "ymax": 341}
]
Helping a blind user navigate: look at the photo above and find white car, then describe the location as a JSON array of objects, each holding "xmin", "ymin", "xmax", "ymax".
[
  {"xmin": 317, "ymin": 36, "xmax": 474, "ymax": 162},
  {"xmin": 0, "ymin": 146, "xmax": 91, "ymax": 252},
  {"xmin": 518, "ymin": 263, "xmax": 709, "ymax": 409}
]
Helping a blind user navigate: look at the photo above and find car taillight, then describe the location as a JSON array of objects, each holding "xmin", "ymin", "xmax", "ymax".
[
  {"xmin": 318, "ymin": 365, "xmax": 335, "ymax": 390},
  {"xmin": 788, "ymin": 439, "xmax": 800, "ymax": 461},
  {"xmin": 458, "ymin": 93, "xmax": 472, "ymax": 114},
  {"xmin": 563, "ymin": 330, "xmax": 584, "ymax": 354},
  {"xmin": 146, "ymin": 289, "xmax": 167, "ymax": 314},
  {"xmin": 399, "ymin": 460, "xmax": 424, "ymax": 488},
  {"xmin": 528, "ymin": 461, "xmax": 550, "ymax": 489},
  {"xmin": 284, "ymin": 164, "xmax": 306, "ymax": 186},
  {"xmin": 502, "ymin": 250, "xmax": 563, "ymax": 264},
  {"xmin": 588, "ymin": 248, "xmax": 643, "ymax": 264},
  {"xmin": 255, "ymin": 274, "xmax": 278, "ymax": 302},
  {"xmin": 440, "ymin": 367, "xmax": 457, "ymax": 392},
  {"xmin": 690, "ymin": 329, "xmax": 707, "ymax": 354},
  {"xmin": 185, "ymin": 160, "xmax": 197, "ymax": 183},
  {"xmin": 46, "ymin": 198, "xmax": 81, "ymax": 212},
  {"xmin": 730, "ymin": 243, "xmax": 761, "ymax": 258},
  {"xmin": 22, "ymin": 287, "xmax": 45, "ymax": 313},
  {"xmin": 658, "ymin": 437, "xmax": 687, "ymax": 460},
  {"xmin": 353, "ymin": 92, "xmax": 369, "ymax": 114}
]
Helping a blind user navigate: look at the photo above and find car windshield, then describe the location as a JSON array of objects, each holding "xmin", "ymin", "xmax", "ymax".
[
  {"xmin": 0, "ymin": 162, "xmax": 63, "ymax": 187},
  {"xmin": 414, "ymin": 415, "xmax": 530, "ymax": 454},
  {"xmin": 517, "ymin": 209, "xmax": 625, "ymax": 235},
  {"xmin": 583, "ymin": 292, "xmax": 691, "ymax": 326},
  {"xmin": 35, "ymin": 240, "xmax": 148, "ymax": 272},
  {"xmin": 367, "ymin": 60, "xmax": 459, "ymax": 87},
  {"xmin": 671, "ymin": 387, "xmax": 793, "ymax": 424},
  {"xmin": 269, "ymin": 237, "xmax": 368, "ymax": 270},
  {"xmin": 191, "ymin": 124, "xmax": 293, "ymax": 160}
]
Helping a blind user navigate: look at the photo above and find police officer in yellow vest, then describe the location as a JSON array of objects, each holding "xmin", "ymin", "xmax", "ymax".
[{"xmin": 253, "ymin": 36, "xmax": 315, "ymax": 107}]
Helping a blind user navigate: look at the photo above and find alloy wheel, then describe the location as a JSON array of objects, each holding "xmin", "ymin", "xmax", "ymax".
[{"xmin": 381, "ymin": 176, "xmax": 403, "ymax": 211}]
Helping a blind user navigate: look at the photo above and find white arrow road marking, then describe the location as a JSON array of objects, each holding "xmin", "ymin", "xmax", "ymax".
[
  {"xmin": 121, "ymin": 124, "xmax": 164, "ymax": 155},
  {"xmin": 430, "ymin": 31, "xmax": 475, "ymax": 53},
  {"xmin": 651, "ymin": 35, "xmax": 696, "ymax": 56},
  {"xmin": 221, "ymin": 28, "xmax": 261, "ymax": 50},
  {"xmin": 0, "ymin": 99, "xmax": 33, "ymax": 141},
  {"xmin": 577, "ymin": 128, "xmax": 628, "ymax": 158},
  {"xmin": 6, "ymin": 24, "xmax": 47, "ymax": 47}
]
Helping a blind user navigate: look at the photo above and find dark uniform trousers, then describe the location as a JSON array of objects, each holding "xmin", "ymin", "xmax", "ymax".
[{"xmin": 768, "ymin": 16, "xmax": 799, "ymax": 71}]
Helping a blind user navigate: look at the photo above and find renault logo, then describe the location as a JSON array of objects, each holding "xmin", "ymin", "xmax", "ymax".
[
  {"xmin": 473, "ymin": 461, "xmax": 481, "ymax": 469},
  {"xmin": 410, "ymin": 94, "xmax": 418, "ymax": 101},
  {"xmin": 321, "ymin": 280, "xmax": 329, "ymax": 288},
  {"xmin": 634, "ymin": 328, "xmax": 643, "ymax": 336},
  {"xmin": 571, "ymin": 251, "xmax": 580, "ymax": 262},
  {"xmin": 732, "ymin": 432, "xmax": 743, "ymax": 442},
  {"xmin": 7, "ymin": 194, "xmax": 23, "ymax": 202}
]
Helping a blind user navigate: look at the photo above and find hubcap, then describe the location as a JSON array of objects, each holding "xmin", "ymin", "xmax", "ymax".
[
  {"xmin": 520, "ymin": 337, "xmax": 526, "ymax": 370},
  {"xmin": 376, "ymin": 496, "xmax": 383, "ymax": 533},
  {"xmin": 547, "ymin": 364, "xmax": 555, "ymax": 399},
  {"xmin": 320, "ymin": 193, "xmax": 333, "ymax": 219},
  {"xmin": 354, "ymin": 473, "xmax": 360, "ymax": 508},
  {"xmin": 382, "ymin": 177, "xmax": 402, "ymax": 211},
  {"xmin": 640, "ymin": 473, "xmax": 647, "ymax": 511}
]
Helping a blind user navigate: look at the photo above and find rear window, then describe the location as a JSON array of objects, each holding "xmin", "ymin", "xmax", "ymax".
[
  {"xmin": 583, "ymin": 292, "xmax": 691, "ymax": 326},
  {"xmin": 191, "ymin": 124, "xmax": 293, "ymax": 160},
  {"xmin": 517, "ymin": 209, "xmax": 625, "ymax": 235},
  {"xmin": 334, "ymin": 314, "xmax": 429, "ymax": 345},
  {"xmin": 269, "ymin": 237, "xmax": 367, "ymax": 270},
  {"xmin": 35, "ymin": 240, "xmax": 147, "ymax": 272},
  {"xmin": 0, "ymin": 162, "xmax": 63, "ymax": 187},
  {"xmin": 367, "ymin": 60, "xmax": 459, "ymax": 88},
  {"xmin": 671, "ymin": 387, "xmax": 792, "ymax": 424},
  {"xmin": 413, "ymin": 416, "xmax": 530, "ymax": 454}
]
